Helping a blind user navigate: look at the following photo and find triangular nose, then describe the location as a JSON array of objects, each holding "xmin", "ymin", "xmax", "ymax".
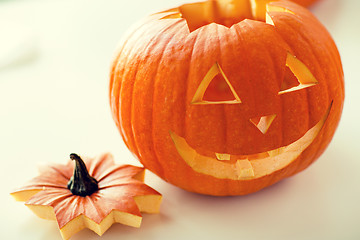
[{"xmin": 250, "ymin": 114, "xmax": 277, "ymax": 134}]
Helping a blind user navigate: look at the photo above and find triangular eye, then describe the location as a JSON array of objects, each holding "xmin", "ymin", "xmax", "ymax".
[
  {"xmin": 278, "ymin": 53, "xmax": 318, "ymax": 95},
  {"xmin": 191, "ymin": 63, "xmax": 241, "ymax": 105}
]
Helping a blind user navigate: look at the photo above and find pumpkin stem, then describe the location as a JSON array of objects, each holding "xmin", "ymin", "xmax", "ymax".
[{"xmin": 67, "ymin": 153, "xmax": 98, "ymax": 197}]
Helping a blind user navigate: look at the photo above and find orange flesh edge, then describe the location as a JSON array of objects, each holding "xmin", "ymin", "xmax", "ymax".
[
  {"xmin": 170, "ymin": 103, "xmax": 331, "ymax": 180},
  {"xmin": 162, "ymin": 0, "xmax": 274, "ymax": 32}
]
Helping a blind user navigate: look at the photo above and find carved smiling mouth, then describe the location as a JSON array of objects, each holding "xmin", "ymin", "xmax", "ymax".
[{"xmin": 170, "ymin": 103, "xmax": 332, "ymax": 180}]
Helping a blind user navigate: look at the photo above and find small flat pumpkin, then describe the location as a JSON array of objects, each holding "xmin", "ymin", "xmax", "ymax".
[{"xmin": 11, "ymin": 153, "xmax": 162, "ymax": 240}]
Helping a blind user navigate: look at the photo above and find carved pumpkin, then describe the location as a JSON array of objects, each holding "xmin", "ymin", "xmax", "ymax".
[
  {"xmin": 109, "ymin": 0, "xmax": 344, "ymax": 196},
  {"xmin": 292, "ymin": 0, "xmax": 319, "ymax": 7},
  {"xmin": 11, "ymin": 153, "xmax": 162, "ymax": 239}
]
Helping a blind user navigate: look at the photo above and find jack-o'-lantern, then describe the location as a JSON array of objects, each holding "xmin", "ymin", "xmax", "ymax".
[
  {"xmin": 109, "ymin": 0, "xmax": 344, "ymax": 196},
  {"xmin": 292, "ymin": 0, "xmax": 319, "ymax": 7}
]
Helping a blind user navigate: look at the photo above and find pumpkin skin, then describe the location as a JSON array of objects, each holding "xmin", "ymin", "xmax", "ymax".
[
  {"xmin": 292, "ymin": 0, "xmax": 319, "ymax": 7},
  {"xmin": 11, "ymin": 153, "xmax": 162, "ymax": 239},
  {"xmin": 109, "ymin": 0, "xmax": 344, "ymax": 196}
]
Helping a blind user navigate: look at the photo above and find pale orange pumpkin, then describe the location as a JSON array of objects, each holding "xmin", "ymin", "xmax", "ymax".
[
  {"xmin": 109, "ymin": 0, "xmax": 344, "ymax": 196},
  {"xmin": 291, "ymin": 0, "xmax": 319, "ymax": 7},
  {"xmin": 11, "ymin": 153, "xmax": 162, "ymax": 239}
]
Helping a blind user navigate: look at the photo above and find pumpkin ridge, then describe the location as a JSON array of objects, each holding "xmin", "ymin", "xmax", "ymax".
[
  {"xmin": 96, "ymin": 165, "xmax": 142, "ymax": 183},
  {"xmin": 179, "ymin": 31, "xmax": 200, "ymax": 189},
  {"xmin": 257, "ymin": 13, "xmax": 293, "ymax": 150},
  {"xmin": 265, "ymin": 37, "xmax": 285, "ymax": 148},
  {"xmin": 290, "ymin": 101, "xmax": 334, "ymax": 175},
  {"xmin": 184, "ymin": 26, "xmax": 207, "ymax": 148},
  {"xmin": 251, "ymin": 21, "xmax": 286, "ymax": 147},
  {"xmin": 185, "ymin": 25, "xmax": 228, "ymax": 158},
  {"xmin": 230, "ymin": 23, "xmax": 256, "ymax": 152},
  {"xmin": 88, "ymin": 153, "xmax": 114, "ymax": 178},
  {"xmin": 183, "ymin": 31, "xmax": 200, "ymax": 145},
  {"xmin": 215, "ymin": 25, "xmax": 228, "ymax": 152},
  {"xmin": 110, "ymin": 36, "xmax": 134, "ymax": 118},
  {"xmin": 224, "ymin": 24, "xmax": 241, "ymax": 152},
  {"xmin": 219, "ymin": 27, "xmax": 236, "ymax": 153},
  {"xmin": 149, "ymin": 21, "xmax": 186, "ymax": 178},
  {"xmin": 111, "ymin": 21, "xmax": 155, "ymax": 131},
  {"xmin": 130, "ymin": 21, "xmax": 182, "ymax": 176},
  {"xmin": 83, "ymin": 195, "xmax": 108, "ymax": 224},
  {"xmin": 98, "ymin": 182, "xmax": 131, "ymax": 190},
  {"xmin": 233, "ymin": 22, "xmax": 254, "ymax": 105},
  {"xmin": 46, "ymin": 164, "xmax": 72, "ymax": 182},
  {"xmin": 237, "ymin": 21, "xmax": 272, "ymax": 151},
  {"xmin": 284, "ymin": 17, "xmax": 343, "ymax": 106},
  {"xmin": 26, "ymin": 188, "xmax": 72, "ymax": 207},
  {"xmin": 53, "ymin": 195, "xmax": 83, "ymax": 228},
  {"xmin": 98, "ymin": 176, "xmax": 143, "ymax": 189},
  {"xmin": 100, "ymin": 182, "xmax": 159, "ymax": 197},
  {"xmin": 22, "ymin": 185, "xmax": 67, "ymax": 192},
  {"xmin": 268, "ymin": 26, "xmax": 290, "ymax": 150},
  {"xmin": 110, "ymin": 18, "xmax": 155, "ymax": 90},
  {"xmin": 286, "ymin": 17, "xmax": 331, "ymax": 122},
  {"xmin": 118, "ymin": 20, "xmax": 176, "ymax": 157},
  {"xmin": 271, "ymin": 12, "xmax": 328, "ymax": 146},
  {"xmin": 270, "ymin": 8, "xmax": 326, "ymax": 85},
  {"xmin": 116, "ymin": 48, "xmax": 141, "ymax": 155},
  {"xmin": 20, "ymin": 175, "xmax": 67, "ymax": 190}
]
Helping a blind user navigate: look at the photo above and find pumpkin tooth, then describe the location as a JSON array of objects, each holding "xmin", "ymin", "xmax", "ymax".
[
  {"xmin": 235, "ymin": 159, "xmax": 254, "ymax": 180},
  {"xmin": 267, "ymin": 147, "xmax": 286, "ymax": 157},
  {"xmin": 215, "ymin": 153, "xmax": 231, "ymax": 161}
]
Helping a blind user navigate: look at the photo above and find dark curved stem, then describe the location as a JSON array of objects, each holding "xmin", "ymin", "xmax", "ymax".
[{"xmin": 67, "ymin": 153, "xmax": 98, "ymax": 197}]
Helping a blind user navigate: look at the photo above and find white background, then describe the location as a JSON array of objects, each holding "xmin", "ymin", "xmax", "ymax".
[{"xmin": 0, "ymin": 0, "xmax": 359, "ymax": 239}]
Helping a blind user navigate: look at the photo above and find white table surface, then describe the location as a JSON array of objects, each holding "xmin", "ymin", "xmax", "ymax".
[{"xmin": 0, "ymin": 0, "xmax": 359, "ymax": 239}]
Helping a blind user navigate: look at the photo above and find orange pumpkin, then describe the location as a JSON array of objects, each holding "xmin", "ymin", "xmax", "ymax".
[
  {"xmin": 109, "ymin": 0, "xmax": 344, "ymax": 196},
  {"xmin": 291, "ymin": 0, "xmax": 319, "ymax": 7},
  {"xmin": 11, "ymin": 153, "xmax": 162, "ymax": 239}
]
